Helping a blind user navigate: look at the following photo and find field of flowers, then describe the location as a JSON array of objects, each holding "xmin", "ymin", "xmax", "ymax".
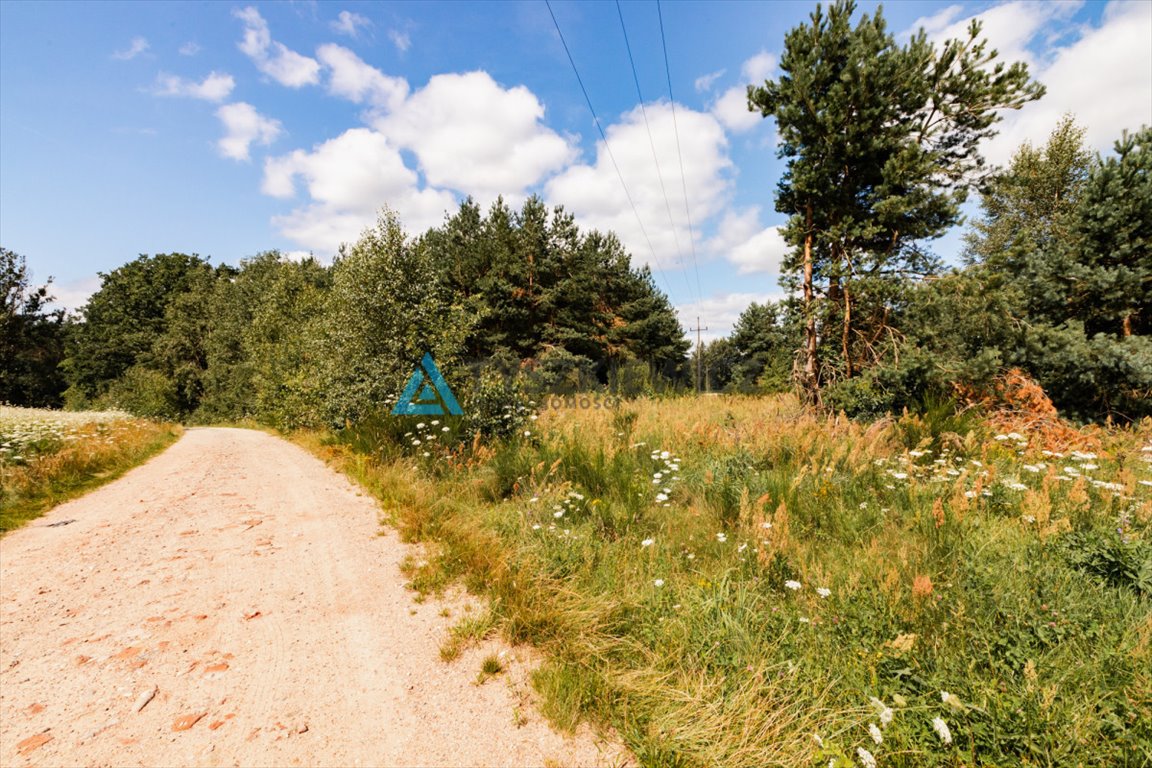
[
  {"xmin": 0, "ymin": 406, "xmax": 180, "ymax": 532},
  {"xmin": 315, "ymin": 394, "xmax": 1152, "ymax": 767}
]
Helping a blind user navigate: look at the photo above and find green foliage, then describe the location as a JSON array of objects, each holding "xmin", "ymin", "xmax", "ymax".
[
  {"xmin": 422, "ymin": 196, "xmax": 689, "ymax": 378},
  {"xmin": 955, "ymin": 120, "xmax": 1152, "ymax": 421},
  {"xmin": 748, "ymin": 0, "xmax": 1043, "ymax": 401},
  {"xmin": 99, "ymin": 364, "xmax": 182, "ymax": 420},
  {"xmin": 524, "ymin": 347, "xmax": 597, "ymax": 395},
  {"xmin": 461, "ymin": 370, "xmax": 532, "ymax": 443},
  {"xmin": 64, "ymin": 252, "xmax": 212, "ymax": 403},
  {"xmin": 728, "ymin": 301, "xmax": 797, "ymax": 393},
  {"xmin": 0, "ymin": 248, "xmax": 67, "ymax": 407},
  {"xmin": 1061, "ymin": 527, "xmax": 1152, "ymax": 596},
  {"xmin": 314, "ymin": 209, "xmax": 472, "ymax": 424}
]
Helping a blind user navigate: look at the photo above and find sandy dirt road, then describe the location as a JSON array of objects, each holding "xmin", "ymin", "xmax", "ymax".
[{"xmin": 0, "ymin": 428, "xmax": 625, "ymax": 768}]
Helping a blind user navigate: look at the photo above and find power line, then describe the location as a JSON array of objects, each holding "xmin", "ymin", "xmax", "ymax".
[
  {"xmin": 544, "ymin": 0, "xmax": 675, "ymax": 298},
  {"xmin": 615, "ymin": 0, "xmax": 695, "ymax": 303},
  {"xmin": 656, "ymin": 0, "xmax": 704, "ymax": 304}
]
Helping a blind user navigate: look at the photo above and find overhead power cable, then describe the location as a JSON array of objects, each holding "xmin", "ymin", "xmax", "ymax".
[
  {"xmin": 656, "ymin": 0, "xmax": 704, "ymax": 303},
  {"xmin": 615, "ymin": 0, "xmax": 696, "ymax": 303},
  {"xmin": 544, "ymin": 0, "xmax": 675, "ymax": 298}
]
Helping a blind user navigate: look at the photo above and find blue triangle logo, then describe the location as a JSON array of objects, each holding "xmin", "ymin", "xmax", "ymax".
[{"xmin": 392, "ymin": 353, "xmax": 463, "ymax": 416}]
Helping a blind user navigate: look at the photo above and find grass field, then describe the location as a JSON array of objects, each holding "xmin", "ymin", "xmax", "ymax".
[
  {"xmin": 307, "ymin": 394, "xmax": 1152, "ymax": 767},
  {"xmin": 0, "ymin": 406, "xmax": 181, "ymax": 533}
]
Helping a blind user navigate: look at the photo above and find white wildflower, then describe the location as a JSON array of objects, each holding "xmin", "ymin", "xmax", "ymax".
[
  {"xmin": 857, "ymin": 746, "xmax": 877, "ymax": 768},
  {"xmin": 785, "ymin": 580, "xmax": 802, "ymax": 591},
  {"xmin": 816, "ymin": 587, "xmax": 831, "ymax": 598},
  {"xmin": 654, "ymin": 579, "xmax": 665, "ymax": 588},
  {"xmin": 932, "ymin": 716, "xmax": 953, "ymax": 745},
  {"xmin": 641, "ymin": 538, "xmax": 655, "ymax": 547},
  {"xmin": 868, "ymin": 722, "xmax": 883, "ymax": 745},
  {"xmin": 869, "ymin": 696, "xmax": 894, "ymax": 725}
]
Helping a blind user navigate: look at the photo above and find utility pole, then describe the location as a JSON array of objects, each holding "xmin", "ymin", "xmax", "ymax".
[{"xmin": 691, "ymin": 316, "xmax": 708, "ymax": 393}]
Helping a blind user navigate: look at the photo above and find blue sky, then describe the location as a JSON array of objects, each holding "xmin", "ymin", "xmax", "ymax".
[{"xmin": 2, "ymin": 0, "xmax": 1149, "ymax": 339}]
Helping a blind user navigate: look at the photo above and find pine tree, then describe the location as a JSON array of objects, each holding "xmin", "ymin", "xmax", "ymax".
[{"xmin": 748, "ymin": 0, "xmax": 1043, "ymax": 404}]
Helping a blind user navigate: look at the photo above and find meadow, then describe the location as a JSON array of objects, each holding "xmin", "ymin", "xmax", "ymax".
[
  {"xmin": 311, "ymin": 394, "xmax": 1152, "ymax": 767},
  {"xmin": 0, "ymin": 406, "xmax": 180, "ymax": 533}
]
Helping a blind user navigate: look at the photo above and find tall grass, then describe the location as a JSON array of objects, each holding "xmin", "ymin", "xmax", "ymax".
[
  {"xmin": 0, "ymin": 406, "xmax": 181, "ymax": 532},
  {"xmin": 302, "ymin": 395, "xmax": 1152, "ymax": 766}
]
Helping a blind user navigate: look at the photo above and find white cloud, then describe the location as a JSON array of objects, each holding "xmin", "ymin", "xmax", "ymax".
[
  {"xmin": 694, "ymin": 69, "xmax": 725, "ymax": 93},
  {"xmin": 905, "ymin": 0, "xmax": 1082, "ymax": 72},
  {"xmin": 545, "ymin": 102, "xmax": 731, "ymax": 275},
  {"xmin": 330, "ymin": 10, "xmax": 372, "ymax": 37},
  {"xmin": 216, "ymin": 102, "xmax": 282, "ymax": 161},
  {"xmin": 712, "ymin": 50, "xmax": 775, "ymax": 133},
  {"xmin": 676, "ymin": 291, "xmax": 783, "ymax": 343},
  {"xmin": 179, "ymin": 41, "xmax": 202, "ymax": 57},
  {"xmin": 389, "ymin": 29, "xmax": 412, "ymax": 53},
  {"xmin": 741, "ymin": 50, "xmax": 776, "ymax": 83},
  {"xmin": 317, "ymin": 44, "xmax": 408, "ymax": 112},
  {"xmin": 234, "ymin": 6, "xmax": 321, "ymax": 88},
  {"xmin": 112, "ymin": 36, "xmax": 149, "ymax": 61},
  {"xmin": 45, "ymin": 276, "xmax": 102, "ymax": 313},
  {"xmin": 154, "ymin": 71, "xmax": 235, "ymax": 102},
  {"xmin": 707, "ymin": 207, "xmax": 790, "ymax": 275},
  {"xmin": 713, "ymin": 86, "xmax": 760, "ymax": 132},
  {"xmin": 975, "ymin": 0, "xmax": 1152, "ymax": 165},
  {"xmin": 262, "ymin": 128, "xmax": 457, "ymax": 254},
  {"xmin": 374, "ymin": 71, "xmax": 575, "ymax": 207},
  {"xmin": 906, "ymin": 4, "xmax": 966, "ymax": 37}
]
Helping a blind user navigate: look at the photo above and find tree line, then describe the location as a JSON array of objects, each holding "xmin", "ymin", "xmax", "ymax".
[
  {"xmin": 1, "ymin": 198, "xmax": 689, "ymax": 427},
  {"xmin": 4, "ymin": 0, "xmax": 1148, "ymax": 425}
]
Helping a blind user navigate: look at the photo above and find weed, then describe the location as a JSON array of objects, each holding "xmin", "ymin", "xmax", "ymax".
[{"xmin": 297, "ymin": 395, "xmax": 1152, "ymax": 766}]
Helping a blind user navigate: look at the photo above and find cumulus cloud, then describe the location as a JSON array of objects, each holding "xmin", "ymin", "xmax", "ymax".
[
  {"xmin": 545, "ymin": 102, "xmax": 731, "ymax": 275},
  {"xmin": 712, "ymin": 50, "xmax": 775, "ymax": 132},
  {"xmin": 154, "ymin": 71, "xmax": 235, "ymax": 102},
  {"xmin": 317, "ymin": 44, "xmax": 408, "ymax": 112},
  {"xmin": 694, "ymin": 69, "xmax": 725, "ymax": 93},
  {"xmin": 179, "ymin": 41, "xmax": 201, "ymax": 57},
  {"xmin": 262, "ymin": 69, "xmax": 580, "ymax": 255},
  {"xmin": 234, "ymin": 6, "xmax": 321, "ymax": 88},
  {"xmin": 713, "ymin": 87, "xmax": 760, "ymax": 132},
  {"xmin": 216, "ymin": 102, "xmax": 282, "ymax": 161},
  {"xmin": 112, "ymin": 36, "xmax": 149, "ymax": 60},
  {"xmin": 906, "ymin": 1, "xmax": 1151, "ymax": 166},
  {"xmin": 389, "ymin": 29, "xmax": 412, "ymax": 53},
  {"xmin": 906, "ymin": 0, "xmax": 1081, "ymax": 72},
  {"xmin": 262, "ymin": 128, "xmax": 456, "ymax": 253},
  {"xmin": 979, "ymin": 0, "xmax": 1152, "ymax": 165},
  {"xmin": 374, "ymin": 71, "xmax": 575, "ymax": 206},
  {"xmin": 707, "ymin": 207, "xmax": 790, "ymax": 275},
  {"xmin": 676, "ymin": 291, "xmax": 784, "ymax": 343},
  {"xmin": 330, "ymin": 10, "xmax": 372, "ymax": 37},
  {"xmin": 741, "ymin": 50, "xmax": 776, "ymax": 83}
]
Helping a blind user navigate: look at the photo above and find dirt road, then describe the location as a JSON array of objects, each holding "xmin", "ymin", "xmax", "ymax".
[{"xmin": 0, "ymin": 428, "xmax": 624, "ymax": 767}]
